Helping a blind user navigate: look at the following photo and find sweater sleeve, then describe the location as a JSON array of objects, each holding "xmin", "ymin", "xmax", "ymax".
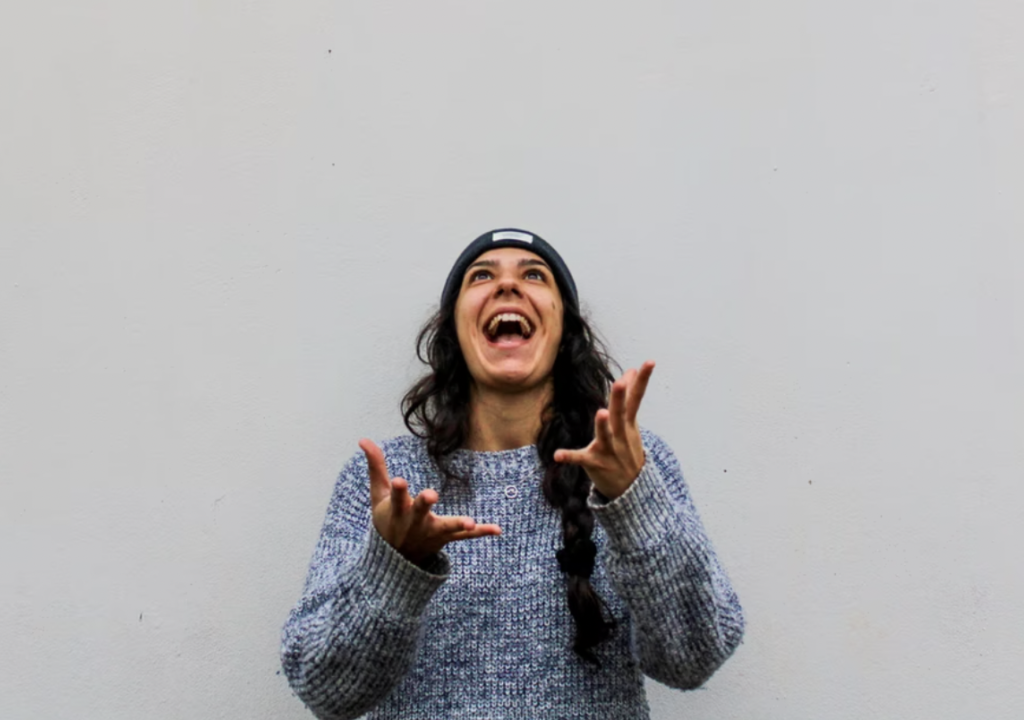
[
  {"xmin": 587, "ymin": 429, "xmax": 745, "ymax": 690},
  {"xmin": 280, "ymin": 447, "xmax": 450, "ymax": 720}
]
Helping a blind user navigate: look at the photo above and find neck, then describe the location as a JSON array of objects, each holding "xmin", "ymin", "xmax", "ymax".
[{"xmin": 465, "ymin": 380, "xmax": 552, "ymax": 451}]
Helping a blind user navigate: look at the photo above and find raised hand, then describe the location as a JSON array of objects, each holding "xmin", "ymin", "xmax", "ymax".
[
  {"xmin": 553, "ymin": 360, "xmax": 655, "ymax": 500},
  {"xmin": 359, "ymin": 439, "xmax": 502, "ymax": 566}
]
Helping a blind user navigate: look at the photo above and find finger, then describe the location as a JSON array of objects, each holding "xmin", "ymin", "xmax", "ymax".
[
  {"xmin": 412, "ymin": 488, "xmax": 438, "ymax": 522},
  {"xmin": 449, "ymin": 523, "xmax": 503, "ymax": 541},
  {"xmin": 608, "ymin": 376, "xmax": 630, "ymax": 439},
  {"xmin": 359, "ymin": 438, "xmax": 391, "ymax": 506},
  {"xmin": 435, "ymin": 515, "xmax": 477, "ymax": 534},
  {"xmin": 554, "ymin": 440, "xmax": 596, "ymax": 466},
  {"xmin": 390, "ymin": 477, "xmax": 412, "ymax": 517},
  {"xmin": 626, "ymin": 361, "xmax": 655, "ymax": 424},
  {"xmin": 595, "ymin": 408, "xmax": 614, "ymax": 450},
  {"xmin": 623, "ymin": 367, "xmax": 638, "ymax": 391}
]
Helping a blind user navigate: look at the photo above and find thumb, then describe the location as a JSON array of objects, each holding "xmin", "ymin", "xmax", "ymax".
[{"xmin": 554, "ymin": 447, "xmax": 591, "ymax": 467}]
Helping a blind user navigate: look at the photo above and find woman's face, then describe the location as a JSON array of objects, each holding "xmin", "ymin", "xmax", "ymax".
[{"xmin": 454, "ymin": 247, "xmax": 564, "ymax": 393}]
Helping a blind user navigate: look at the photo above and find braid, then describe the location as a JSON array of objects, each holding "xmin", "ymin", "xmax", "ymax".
[
  {"xmin": 404, "ymin": 301, "xmax": 620, "ymax": 664},
  {"xmin": 537, "ymin": 314, "xmax": 619, "ymax": 665}
]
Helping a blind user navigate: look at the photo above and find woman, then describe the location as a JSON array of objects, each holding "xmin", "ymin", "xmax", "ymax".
[{"xmin": 281, "ymin": 229, "xmax": 744, "ymax": 719}]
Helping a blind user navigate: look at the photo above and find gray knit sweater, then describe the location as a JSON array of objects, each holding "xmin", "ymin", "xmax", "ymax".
[{"xmin": 281, "ymin": 429, "xmax": 744, "ymax": 719}]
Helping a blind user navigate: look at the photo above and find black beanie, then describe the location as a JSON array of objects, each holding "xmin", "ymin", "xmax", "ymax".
[{"xmin": 440, "ymin": 229, "xmax": 579, "ymax": 311}]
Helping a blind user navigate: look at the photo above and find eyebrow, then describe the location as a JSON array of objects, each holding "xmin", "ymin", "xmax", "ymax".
[
  {"xmin": 466, "ymin": 258, "xmax": 552, "ymax": 272},
  {"xmin": 518, "ymin": 258, "xmax": 550, "ymax": 269}
]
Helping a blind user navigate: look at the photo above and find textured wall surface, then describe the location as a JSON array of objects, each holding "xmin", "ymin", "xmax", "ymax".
[{"xmin": 2, "ymin": 1, "xmax": 1022, "ymax": 718}]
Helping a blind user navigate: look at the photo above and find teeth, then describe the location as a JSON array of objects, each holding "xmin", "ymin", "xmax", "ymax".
[{"xmin": 487, "ymin": 312, "xmax": 532, "ymax": 338}]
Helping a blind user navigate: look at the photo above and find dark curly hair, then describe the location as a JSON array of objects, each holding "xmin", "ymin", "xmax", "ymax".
[{"xmin": 401, "ymin": 294, "xmax": 620, "ymax": 664}]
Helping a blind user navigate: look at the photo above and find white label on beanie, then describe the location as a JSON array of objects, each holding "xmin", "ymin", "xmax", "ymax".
[{"xmin": 492, "ymin": 231, "xmax": 533, "ymax": 243}]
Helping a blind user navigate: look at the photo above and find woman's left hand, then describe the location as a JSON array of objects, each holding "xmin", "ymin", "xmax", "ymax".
[{"xmin": 554, "ymin": 360, "xmax": 655, "ymax": 500}]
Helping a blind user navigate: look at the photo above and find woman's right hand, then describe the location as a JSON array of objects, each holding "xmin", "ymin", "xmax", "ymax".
[{"xmin": 359, "ymin": 439, "xmax": 502, "ymax": 566}]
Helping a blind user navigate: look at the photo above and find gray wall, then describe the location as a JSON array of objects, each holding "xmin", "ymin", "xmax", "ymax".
[{"xmin": 2, "ymin": 1, "xmax": 1022, "ymax": 718}]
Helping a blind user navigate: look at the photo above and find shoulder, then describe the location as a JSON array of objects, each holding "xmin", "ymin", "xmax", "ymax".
[
  {"xmin": 376, "ymin": 434, "xmax": 429, "ymax": 464},
  {"xmin": 639, "ymin": 427, "xmax": 684, "ymax": 474},
  {"xmin": 380, "ymin": 435, "xmax": 439, "ymax": 484},
  {"xmin": 637, "ymin": 427, "xmax": 693, "ymax": 502},
  {"xmin": 326, "ymin": 435, "xmax": 431, "ymax": 530},
  {"xmin": 338, "ymin": 433, "xmax": 427, "ymax": 469},
  {"xmin": 337, "ymin": 434, "xmax": 433, "ymax": 483}
]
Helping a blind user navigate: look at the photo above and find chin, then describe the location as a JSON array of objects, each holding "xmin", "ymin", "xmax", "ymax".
[{"xmin": 480, "ymin": 364, "xmax": 550, "ymax": 392}]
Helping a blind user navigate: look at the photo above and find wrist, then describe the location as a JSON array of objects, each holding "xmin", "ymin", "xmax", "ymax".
[{"xmin": 590, "ymin": 470, "xmax": 640, "ymax": 501}]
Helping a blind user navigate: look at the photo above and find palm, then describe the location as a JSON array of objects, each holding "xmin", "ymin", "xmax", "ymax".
[
  {"xmin": 554, "ymin": 360, "xmax": 655, "ymax": 500},
  {"xmin": 360, "ymin": 439, "xmax": 502, "ymax": 564}
]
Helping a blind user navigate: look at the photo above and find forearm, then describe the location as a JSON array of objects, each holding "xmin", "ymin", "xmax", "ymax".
[
  {"xmin": 281, "ymin": 527, "xmax": 449, "ymax": 719},
  {"xmin": 590, "ymin": 441, "xmax": 744, "ymax": 689}
]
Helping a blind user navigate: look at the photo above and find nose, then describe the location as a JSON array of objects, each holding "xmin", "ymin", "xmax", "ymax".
[{"xmin": 494, "ymin": 274, "xmax": 522, "ymax": 298}]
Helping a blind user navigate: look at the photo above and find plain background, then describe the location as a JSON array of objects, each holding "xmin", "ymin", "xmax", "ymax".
[{"xmin": 2, "ymin": 1, "xmax": 1022, "ymax": 718}]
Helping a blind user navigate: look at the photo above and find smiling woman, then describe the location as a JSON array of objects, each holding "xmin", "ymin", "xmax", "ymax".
[
  {"xmin": 455, "ymin": 247, "xmax": 564, "ymax": 393},
  {"xmin": 280, "ymin": 229, "xmax": 745, "ymax": 720}
]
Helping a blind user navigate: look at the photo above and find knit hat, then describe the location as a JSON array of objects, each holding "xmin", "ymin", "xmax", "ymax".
[{"xmin": 440, "ymin": 229, "xmax": 579, "ymax": 311}]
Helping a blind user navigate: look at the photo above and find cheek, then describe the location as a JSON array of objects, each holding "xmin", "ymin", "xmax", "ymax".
[
  {"xmin": 541, "ymin": 297, "xmax": 563, "ymax": 345},
  {"xmin": 547, "ymin": 317, "xmax": 564, "ymax": 355},
  {"xmin": 454, "ymin": 296, "xmax": 480, "ymax": 332},
  {"xmin": 455, "ymin": 316, "xmax": 477, "ymax": 353}
]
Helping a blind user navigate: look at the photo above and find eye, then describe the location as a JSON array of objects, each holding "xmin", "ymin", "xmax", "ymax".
[
  {"xmin": 524, "ymin": 269, "xmax": 546, "ymax": 281},
  {"xmin": 469, "ymin": 269, "xmax": 493, "ymax": 282}
]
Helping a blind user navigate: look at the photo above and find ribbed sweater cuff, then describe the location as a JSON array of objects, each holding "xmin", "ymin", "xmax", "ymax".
[
  {"xmin": 587, "ymin": 463, "xmax": 675, "ymax": 552},
  {"xmin": 356, "ymin": 526, "xmax": 450, "ymax": 617}
]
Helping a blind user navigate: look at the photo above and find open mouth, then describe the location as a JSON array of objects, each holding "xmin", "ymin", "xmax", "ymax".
[{"xmin": 484, "ymin": 312, "xmax": 534, "ymax": 343}]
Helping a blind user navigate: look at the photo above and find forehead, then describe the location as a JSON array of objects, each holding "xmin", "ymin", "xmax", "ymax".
[{"xmin": 466, "ymin": 247, "xmax": 546, "ymax": 268}]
